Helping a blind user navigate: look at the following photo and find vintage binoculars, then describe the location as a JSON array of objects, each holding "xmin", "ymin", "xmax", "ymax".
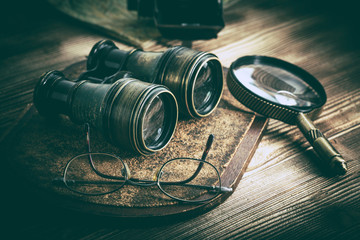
[
  {"xmin": 34, "ymin": 71, "xmax": 178, "ymax": 155},
  {"xmin": 84, "ymin": 40, "xmax": 224, "ymax": 118},
  {"xmin": 33, "ymin": 41, "xmax": 223, "ymax": 155}
]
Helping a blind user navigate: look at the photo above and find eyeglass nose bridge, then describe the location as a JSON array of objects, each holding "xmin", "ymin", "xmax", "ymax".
[
  {"xmin": 122, "ymin": 162, "xmax": 132, "ymax": 180},
  {"xmin": 153, "ymin": 167, "xmax": 163, "ymax": 182}
]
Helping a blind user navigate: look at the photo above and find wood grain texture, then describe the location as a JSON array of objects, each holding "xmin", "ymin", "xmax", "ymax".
[{"xmin": 1, "ymin": 0, "xmax": 359, "ymax": 239}]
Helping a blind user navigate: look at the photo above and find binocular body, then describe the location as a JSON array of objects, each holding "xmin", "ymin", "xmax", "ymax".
[
  {"xmin": 34, "ymin": 40, "xmax": 223, "ymax": 155},
  {"xmin": 86, "ymin": 40, "xmax": 224, "ymax": 119},
  {"xmin": 34, "ymin": 71, "xmax": 178, "ymax": 155}
]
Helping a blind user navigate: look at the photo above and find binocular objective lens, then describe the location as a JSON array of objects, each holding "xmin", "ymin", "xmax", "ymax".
[
  {"xmin": 193, "ymin": 61, "xmax": 217, "ymax": 114},
  {"xmin": 142, "ymin": 96, "xmax": 166, "ymax": 148}
]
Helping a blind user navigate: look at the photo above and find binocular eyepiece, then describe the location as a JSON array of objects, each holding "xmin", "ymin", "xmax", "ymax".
[
  {"xmin": 34, "ymin": 71, "xmax": 178, "ymax": 155},
  {"xmin": 34, "ymin": 40, "xmax": 223, "ymax": 155},
  {"xmin": 85, "ymin": 40, "xmax": 223, "ymax": 118}
]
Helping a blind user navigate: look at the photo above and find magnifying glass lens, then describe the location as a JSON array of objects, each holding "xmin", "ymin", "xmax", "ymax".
[
  {"xmin": 233, "ymin": 64, "xmax": 322, "ymax": 109},
  {"xmin": 193, "ymin": 61, "xmax": 218, "ymax": 114},
  {"xmin": 142, "ymin": 96, "xmax": 166, "ymax": 148}
]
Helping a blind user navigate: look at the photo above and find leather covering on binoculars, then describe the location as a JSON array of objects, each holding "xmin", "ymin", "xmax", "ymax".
[{"xmin": 4, "ymin": 61, "xmax": 267, "ymax": 217}]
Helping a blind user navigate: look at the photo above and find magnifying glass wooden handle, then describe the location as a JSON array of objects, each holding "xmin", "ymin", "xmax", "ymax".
[{"xmin": 296, "ymin": 113, "xmax": 347, "ymax": 175}]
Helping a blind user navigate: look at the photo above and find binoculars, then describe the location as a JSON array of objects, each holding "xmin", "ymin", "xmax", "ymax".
[{"xmin": 34, "ymin": 40, "xmax": 224, "ymax": 155}]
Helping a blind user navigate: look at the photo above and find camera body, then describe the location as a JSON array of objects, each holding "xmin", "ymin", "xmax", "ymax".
[{"xmin": 127, "ymin": 0, "xmax": 225, "ymax": 40}]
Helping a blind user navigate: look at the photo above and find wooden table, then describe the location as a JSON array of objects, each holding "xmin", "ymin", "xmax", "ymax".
[{"xmin": 1, "ymin": 0, "xmax": 359, "ymax": 239}]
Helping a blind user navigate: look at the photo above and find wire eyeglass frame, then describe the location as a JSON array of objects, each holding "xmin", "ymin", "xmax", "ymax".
[{"xmin": 56, "ymin": 123, "xmax": 232, "ymax": 203}]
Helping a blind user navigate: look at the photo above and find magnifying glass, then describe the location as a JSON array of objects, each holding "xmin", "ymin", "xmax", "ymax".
[{"xmin": 227, "ymin": 55, "xmax": 347, "ymax": 175}]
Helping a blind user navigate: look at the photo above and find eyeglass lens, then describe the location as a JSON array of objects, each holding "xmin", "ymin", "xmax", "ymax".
[
  {"xmin": 158, "ymin": 158, "xmax": 221, "ymax": 202},
  {"xmin": 64, "ymin": 153, "xmax": 127, "ymax": 195}
]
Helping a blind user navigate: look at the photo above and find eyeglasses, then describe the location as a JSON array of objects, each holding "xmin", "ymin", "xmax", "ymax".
[{"xmin": 54, "ymin": 124, "xmax": 232, "ymax": 203}]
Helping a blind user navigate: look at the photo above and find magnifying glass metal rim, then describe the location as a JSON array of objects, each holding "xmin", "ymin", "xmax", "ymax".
[{"xmin": 227, "ymin": 55, "xmax": 327, "ymax": 125}]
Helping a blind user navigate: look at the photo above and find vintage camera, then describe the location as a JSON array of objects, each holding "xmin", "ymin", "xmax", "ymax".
[
  {"xmin": 127, "ymin": 0, "xmax": 225, "ymax": 40},
  {"xmin": 33, "ymin": 70, "xmax": 178, "ymax": 155},
  {"xmin": 85, "ymin": 40, "xmax": 224, "ymax": 118}
]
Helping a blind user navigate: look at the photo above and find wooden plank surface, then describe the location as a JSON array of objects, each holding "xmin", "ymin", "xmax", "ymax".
[{"xmin": 1, "ymin": 0, "xmax": 359, "ymax": 239}]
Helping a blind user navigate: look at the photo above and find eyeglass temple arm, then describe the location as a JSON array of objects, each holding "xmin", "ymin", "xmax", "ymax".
[
  {"xmin": 84, "ymin": 123, "xmax": 113, "ymax": 179},
  {"xmin": 201, "ymin": 134, "xmax": 214, "ymax": 161},
  {"xmin": 84, "ymin": 123, "xmax": 132, "ymax": 180},
  {"xmin": 52, "ymin": 177, "xmax": 233, "ymax": 193},
  {"xmin": 85, "ymin": 123, "xmax": 91, "ymax": 153},
  {"xmin": 159, "ymin": 180, "xmax": 232, "ymax": 192},
  {"xmin": 171, "ymin": 134, "xmax": 214, "ymax": 185}
]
